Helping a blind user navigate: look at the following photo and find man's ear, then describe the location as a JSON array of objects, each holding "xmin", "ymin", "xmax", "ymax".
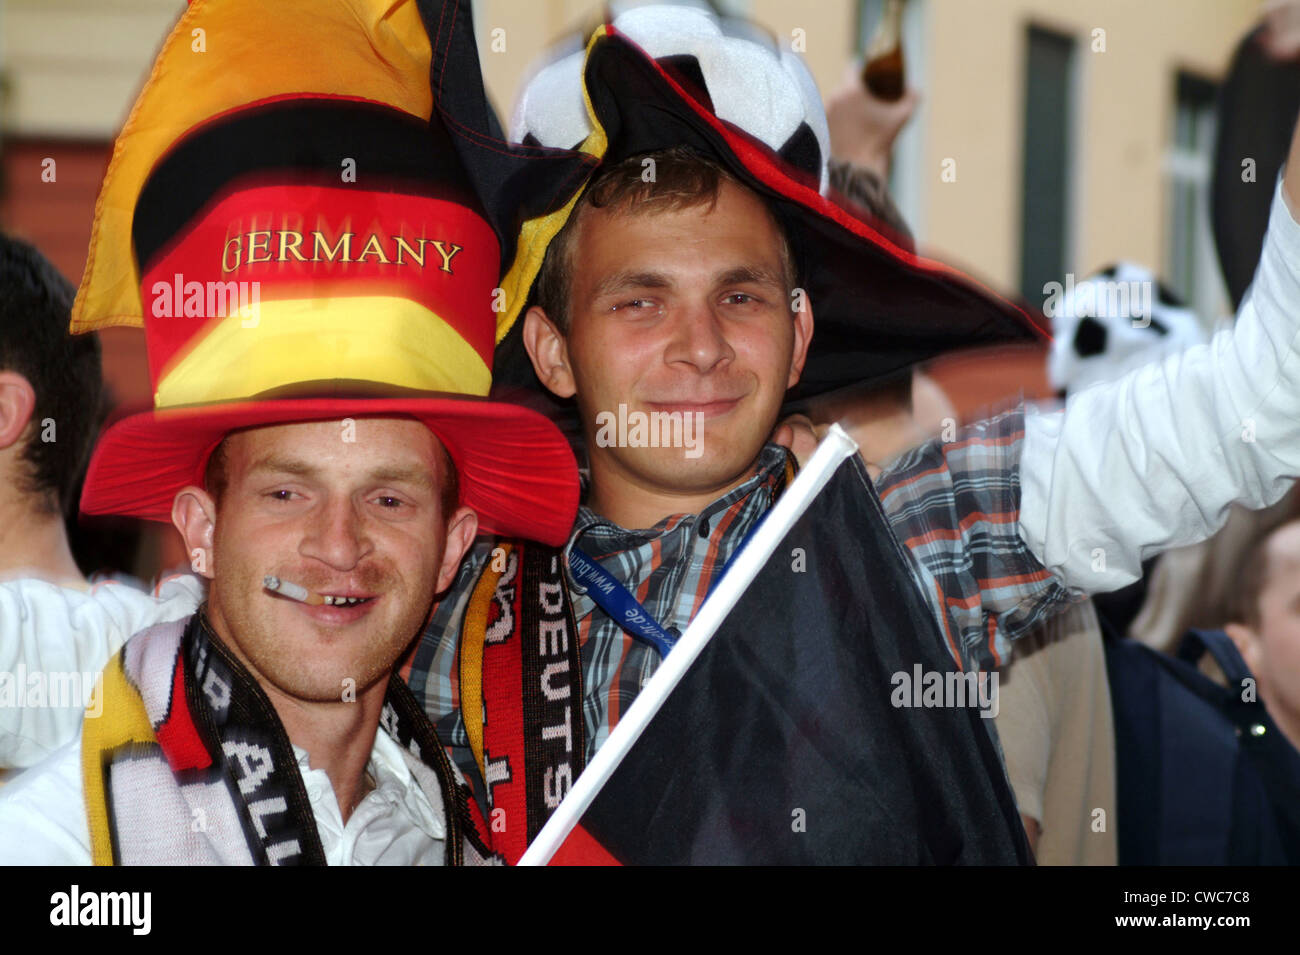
[
  {"xmin": 436, "ymin": 505, "xmax": 479, "ymax": 593},
  {"xmin": 1225, "ymin": 622, "xmax": 1264, "ymax": 674},
  {"xmin": 522, "ymin": 306, "xmax": 576, "ymax": 399},
  {"xmin": 172, "ymin": 487, "xmax": 218, "ymax": 580},
  {"xmin": 0, "ymin": 371, "xmax": 37, "ymax": 451},
  {"xmin": 786, "ymin": 292, "xmax": 815, "ymax": 390}
]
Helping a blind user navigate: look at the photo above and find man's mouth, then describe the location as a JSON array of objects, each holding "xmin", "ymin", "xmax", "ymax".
[
  {"xmin": 320, "ymin": 594, "xmax": 375, "ymax": 607},
  {"xmin": 265, "ymin": 575, "xmax": 383, "ymax": 624},
  {"xmin": 294, "ymin": 593, "xmax": 381, "ymax": 625},
  {"xmin": 645, "ymin": 397, "xmax": 742, "ymax": 417}
]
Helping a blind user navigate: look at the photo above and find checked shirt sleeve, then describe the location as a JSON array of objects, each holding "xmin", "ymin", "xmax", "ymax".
[{"xmin": 874, "ymin": 410, "xmax": 1075, "ymax": 673}]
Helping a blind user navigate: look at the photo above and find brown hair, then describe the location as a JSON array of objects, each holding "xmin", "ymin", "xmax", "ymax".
[{"xmin": 534, "ymin": 146, "xmax": 797, "ymax": 333}]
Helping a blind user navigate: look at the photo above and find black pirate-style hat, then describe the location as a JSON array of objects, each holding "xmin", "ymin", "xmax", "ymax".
[{"xmin": 491, "ymin": 5, "xmax": 1048, "ymax": 408}]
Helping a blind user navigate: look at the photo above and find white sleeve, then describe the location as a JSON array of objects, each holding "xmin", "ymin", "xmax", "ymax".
[
  {"xmin": 1019, "ymin": 179, "xmax": 1300, "ymax": 592},
  {"xmin": 0, "ymin": 733, "xmax": 91, "ymax": 864},
  {"xmin": 0, "ymin": 575, "xmax": 204, "ymax": 768}
]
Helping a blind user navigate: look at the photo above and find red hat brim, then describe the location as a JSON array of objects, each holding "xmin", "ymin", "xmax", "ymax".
[{"xmin": 81, "ymin": 396, "xmax": 579, "ymax": 546}]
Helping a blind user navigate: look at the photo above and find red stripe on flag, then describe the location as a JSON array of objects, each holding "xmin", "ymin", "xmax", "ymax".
[
  {"xmin": 549, "ymin": 824, "xmax": 624, "ymax": 866},
  {"xmin": 139, "ymin": 185, "xmax": 498, "ymax": 384}
]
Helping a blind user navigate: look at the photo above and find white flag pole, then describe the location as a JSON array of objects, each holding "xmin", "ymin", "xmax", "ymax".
[{"xmin": 518, "ymin": 424, "xmax": 859, "ymax": 866}]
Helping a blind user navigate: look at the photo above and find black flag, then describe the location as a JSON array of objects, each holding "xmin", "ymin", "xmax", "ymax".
[{"xmin": 542, "ymin": 452, "xmax": 1031, "ymax": 865}]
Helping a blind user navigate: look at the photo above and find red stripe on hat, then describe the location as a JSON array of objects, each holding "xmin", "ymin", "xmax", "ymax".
[{"xmin": 140, "ymin": 185, "xmax": 498, "ymax": 384}]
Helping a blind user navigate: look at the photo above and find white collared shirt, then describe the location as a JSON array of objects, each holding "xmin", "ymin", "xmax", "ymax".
[
  {"xmin": 0, "ymin": 724, "xmax": 446, "ymax": 865},
  {"xmin": 299, "ymin": 729, "xmax": 446, "ymax": 866}
]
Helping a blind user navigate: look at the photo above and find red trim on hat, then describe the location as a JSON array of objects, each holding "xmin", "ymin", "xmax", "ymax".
[
  {"xmin": 81, "ymin": 397, "xmax": 580, "ymax": 546},
  {"xmin": 609, "ymin": 27, "xmax": 1050, "ymax": 342}
]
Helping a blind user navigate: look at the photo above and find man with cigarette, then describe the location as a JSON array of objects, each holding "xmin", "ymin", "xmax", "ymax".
[
  {"xmin": 0, "ymin": 0, "xmax": 578, "ymax": 864},
  {"xmin": 7, "ymin": 3, "xmax": 1300, "ymax": 864}
]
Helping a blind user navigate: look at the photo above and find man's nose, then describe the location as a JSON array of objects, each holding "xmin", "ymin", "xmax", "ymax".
[
  {"xmin": 663, "ymin": 301, "xmax": 735, "ymax": 372},
  {"xmin": 299, "ymin": 496, "xmax": 371, "ymax": 570}
]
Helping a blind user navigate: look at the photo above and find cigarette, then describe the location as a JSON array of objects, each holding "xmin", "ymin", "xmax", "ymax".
[{"xmin": 263, "ymin": 575, "xmax": 324, "ymax": 605}]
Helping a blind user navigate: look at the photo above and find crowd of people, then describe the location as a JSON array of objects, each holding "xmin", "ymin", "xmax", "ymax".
[{"xmin": 0, "ymin": 0, "xmax": 1298, "ymax": 866}]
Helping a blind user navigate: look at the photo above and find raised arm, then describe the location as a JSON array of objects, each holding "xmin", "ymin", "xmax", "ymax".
[{"xmin": 1019, "ymin": 116, "xmax": 1300, "ymax": 593}]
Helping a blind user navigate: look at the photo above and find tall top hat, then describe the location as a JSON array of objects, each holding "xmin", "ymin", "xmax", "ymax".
[
  {"xmin": 495, "ymin": 5, "xmax": 1048, "ymax": 405},
  {"xmin": 73, "ymin": 0, "xmax": 579, "ymax": 545}
]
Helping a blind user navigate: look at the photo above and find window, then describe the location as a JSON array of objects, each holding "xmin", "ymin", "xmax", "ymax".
[
  {"xmin": 1019, "ymin": 25, "xmax": 1076, "ymax": 303},
  {"xmin": 1165, "ymin": 71, "xmax": 1226, "ymax": 324}
]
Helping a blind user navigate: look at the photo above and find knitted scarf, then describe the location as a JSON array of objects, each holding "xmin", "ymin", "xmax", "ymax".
[{"xmin": 82, "ymin": 610, "xmax": 494, "ymax": 865}]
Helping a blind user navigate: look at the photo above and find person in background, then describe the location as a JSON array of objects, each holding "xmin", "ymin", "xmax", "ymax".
[
  {"xmin": 997, "ymin": 263, "xmax": 1207, "ymax": 864},
  {"xmin": 0, "ymin": 234, "xmax": 103, "ymax": 589},
  {"xmin": 1226, "ymin": 519, "xmax": 1300, "ymax": 754},
  {"xmin": 0, "ymin": 235, "xmax": 111, "ymax": 787},
  {"xmin": 0, "ymin": 234, "xmax": 204, "ymax": 775}
]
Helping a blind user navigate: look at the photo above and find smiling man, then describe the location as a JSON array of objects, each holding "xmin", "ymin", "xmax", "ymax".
[
  {"xmin": 0, "ymin": 416, "xmax": 487, "ymax": 865},
  {"xmin": 526, "ymin": 149, "xmax": 811, "ymax": 529},
  {"xmin": 401, "ymin": 9, "xmax": 1300, "ymax": 862},
  {"xmin": 172, "ymin": 419, "xmax": 477, "ymax": 837},
  {"xmin": 0, "ymin": 0, "xmax": 580, "ymax": 865},
  {"xmin": 0, "ymin": 191, "xmax": 578, "ymax": 864},
  {"xmin": 0, "ymin": 387, "xmax": 577, "ymax": 864},
  {"xmin": 8, "ymin": 4, "xmax": 1300, "ymax": 865}
]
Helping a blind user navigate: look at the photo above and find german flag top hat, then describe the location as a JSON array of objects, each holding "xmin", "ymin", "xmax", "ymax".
[
  {"xmin": 72, "ymin": 0, "xmax": 579, "ymax": 545},
  {"xmin": 495, "ymin": 5, "xmax": 1049, "ymax": 404}
]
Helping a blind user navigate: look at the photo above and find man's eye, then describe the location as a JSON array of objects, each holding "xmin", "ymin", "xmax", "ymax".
[
  {"xmin": 613, "ymin": 298, "xmax": 656, "ymax": 312},
  {"xmin": 267, "ymin": 489, "xmax": 298, "ymax": 502},
  {"xmin": 723, "ymin": 292, "xmax": 757, "ymax": 306},
  {"xmin": 374, "ymin": 496, "xmax": 405, "ymax": 509}
]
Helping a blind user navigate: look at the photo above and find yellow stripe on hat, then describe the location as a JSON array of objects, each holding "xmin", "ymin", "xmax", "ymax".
[
  {"xmin": 154, "ymin": 296, "xmax": 491, "ymax": 408},
  {"xmin": 72, "ymin": 0, "xmax": 433, "ymax": 334},
  {"xmin": 495, "ymin": 25, "xmax": 611, "ymax": 344}
]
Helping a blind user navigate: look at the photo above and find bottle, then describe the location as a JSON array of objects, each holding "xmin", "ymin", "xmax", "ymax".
[{"xmin": 862, "ymin": 0, "xmax": 906, "ymax": 101}]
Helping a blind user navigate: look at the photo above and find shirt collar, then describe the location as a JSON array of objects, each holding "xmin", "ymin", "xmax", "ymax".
[
  {"xmin": 291, "ymin": 726, "xmax": 444, "ymax": 842},
  {"xmin": 563, "ymin": 443, "xmax": 792, "ymax": 587}
]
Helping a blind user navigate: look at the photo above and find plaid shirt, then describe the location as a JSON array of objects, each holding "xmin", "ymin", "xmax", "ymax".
[{"xmin": 405, "ymin": 407, "xmax": 1073, "ymax": 777}]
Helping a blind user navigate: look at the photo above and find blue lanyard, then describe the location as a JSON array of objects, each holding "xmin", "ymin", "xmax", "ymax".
[
  {"xmin": 568, "ymin": 547, "xmax": 678, "ymax": 659},
  {"xmin": 568, "ymin": 509, "xmax": 769, "ymax": 659}
]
